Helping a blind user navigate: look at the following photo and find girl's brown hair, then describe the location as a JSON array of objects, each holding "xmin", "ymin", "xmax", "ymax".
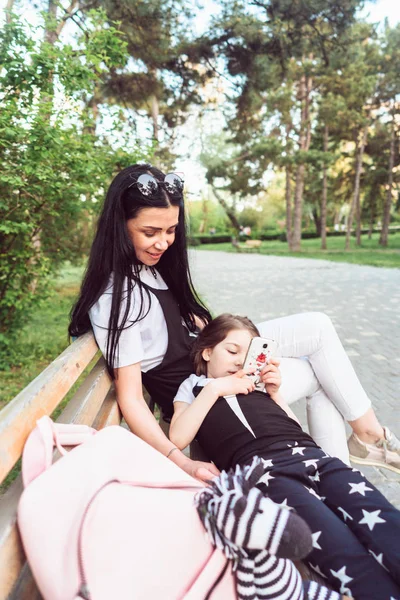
[{"xmin": 191, "ymin": 313, "xmax": 260, "ymax": 376}]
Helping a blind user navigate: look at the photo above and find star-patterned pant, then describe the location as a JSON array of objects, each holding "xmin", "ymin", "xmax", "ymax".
[{"xmin": 254, "ymin": 442, "xmax": 400, "ymax": 600}]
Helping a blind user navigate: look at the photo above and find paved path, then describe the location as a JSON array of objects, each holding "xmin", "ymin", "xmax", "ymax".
[{"xmin": 189, "ymin": 250, "xmax": 400, "ymax": 507}]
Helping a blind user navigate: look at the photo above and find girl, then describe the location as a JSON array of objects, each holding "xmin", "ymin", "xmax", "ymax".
[
  {"xmin": 169, "ymin": 314, "xmax": 400, "ymax": 600},
  {"xmin": 69, "ymin": 164, "xmax": 400, "ymax": 483}
]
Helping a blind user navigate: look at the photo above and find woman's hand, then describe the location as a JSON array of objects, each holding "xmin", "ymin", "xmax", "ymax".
[
  {"xmin": 259, "ymin": 358, "xmax": 281, "ymax": 399},
  {"xmin": 187, "ymin": 459, "xmax": 220, "ymax": 483},
  {"xmin": 208, "ymin": 370, "xmax": 256, "ymax": 398},
  {"xmin": 170, "ymin": 455, "xmax": 220, "ymax": 483}
]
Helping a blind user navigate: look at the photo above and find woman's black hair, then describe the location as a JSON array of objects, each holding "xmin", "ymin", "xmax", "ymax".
[{"xmin": 69, "ymin": 163, "xmax": 212, "ymax": 377}]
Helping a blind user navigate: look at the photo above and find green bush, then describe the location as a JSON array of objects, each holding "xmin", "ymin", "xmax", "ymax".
[{"xmin": 0, "ymin": 14, "xmax": 149, "ymax": 360}]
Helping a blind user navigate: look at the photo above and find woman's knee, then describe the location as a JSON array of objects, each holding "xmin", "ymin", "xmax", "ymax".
[{"xmin": 304, "ymin": 312, "xmax": 335, "ymax": 338}]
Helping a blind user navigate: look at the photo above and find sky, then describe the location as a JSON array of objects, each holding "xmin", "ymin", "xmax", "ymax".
[{"xmin": 1, "ymin": 0, "xmax": 400, "ymax": 198}]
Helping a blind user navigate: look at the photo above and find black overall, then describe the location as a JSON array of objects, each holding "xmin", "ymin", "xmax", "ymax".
[{"xmin": 140, "ymin": 282, "xmax": 196, "ymax": 421}]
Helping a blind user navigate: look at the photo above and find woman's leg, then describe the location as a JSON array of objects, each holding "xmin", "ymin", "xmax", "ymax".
[
  {"xmin": 278, "ymin": 357, "xmax": 350, "ymax": 463},
  {"xmin": 257, "ymin": 312, "xmax": 400, "ymax": 469}
]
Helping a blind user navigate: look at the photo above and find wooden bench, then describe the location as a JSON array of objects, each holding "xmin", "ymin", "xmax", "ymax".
[
  {"xmin": 232, "ymin": 239, "xmax": 263, "ymax": 252},
  {"xmin": 0, "ymin": 332, "xmax": 330, "ymax": 599},
  {"xmin": 0, "ymin": 332, "xmax": 123, "ymax": 600}
]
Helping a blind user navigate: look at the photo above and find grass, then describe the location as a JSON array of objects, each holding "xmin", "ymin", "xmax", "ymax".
[
  {"xmin": 194, "ymin": 231, "xmax": 400, "ymax": 269},
  {"xmin": 0, "ymin": 263, "xmax": 85, "ymax": 409}
]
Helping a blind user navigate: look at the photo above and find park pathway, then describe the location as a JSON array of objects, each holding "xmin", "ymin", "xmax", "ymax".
[{"xmin": 189, "ymin": 249, "xmax": 400, "ymax": 508}]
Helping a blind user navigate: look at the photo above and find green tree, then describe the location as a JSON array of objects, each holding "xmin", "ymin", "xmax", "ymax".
[{"xmin": 0, "ymin": 12, "xmax": 149, "ymax": 362}]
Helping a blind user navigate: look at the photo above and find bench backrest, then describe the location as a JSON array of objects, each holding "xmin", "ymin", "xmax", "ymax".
[
  {"xmin": 0, "ymin": 332, "xmax": 121, "ymax": 600},
  {"xmin": 245, "ymin": 239, "xmax": 262, "ymax": 248}
]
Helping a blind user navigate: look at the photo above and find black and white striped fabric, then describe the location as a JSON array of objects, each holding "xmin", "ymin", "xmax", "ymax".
[{"xmin": 195, "ymin": 458, "xmax": 341, "ymax": 600}]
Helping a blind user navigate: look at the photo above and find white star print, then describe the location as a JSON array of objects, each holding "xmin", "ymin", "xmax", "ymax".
[
  {"xmin": 259, "ymin": 471, "xmax": 274, "ymax": 486},
  {"xmin": 309, "ymin": 471, "xmax": 320, "ymax": 482},
  {"xmin": 348, "ymin": 481, "xmax": 373, "ymax": 496},
  {"xmin": 261, "ymin": 458, "xmax": 274, "ymax": 468},
  {"xmin": 305, "ymin": 486, "xmax": 323, "ymax": 500},
  {"xmin": 352, "ymin": 467, "xmax": 365, "ymax": 477},
  {"xmin": 330, "ymin": 566, "xmax": 353, "ymax": 594},
  {"xmin": 312, "ymin": 531, "xmax": 322, "ymax": 550},
  {"xmin": 292, "ymin": 446, "xmax": 306, "ymax": 455},
  {"xmin": 278, "ymin": 498, "xmax": 293, "ymax": 511},
  {"xmin": 337, "ymin": 506, "xmax": 353, "ymax": 522},
  {"xmin": 303, "ymin": 459, "xmax": 319, "ymax": 469},
  {"xmin": 309, "ymin": 563, "xmax": 327, "ymax": 578},
  {"xmin": 359, "ymin": 509, "xmax": 386, "ymax": 531},
  {"xmin": 369, "ymin": 549, "xmax": 389, "ymax": 571}
]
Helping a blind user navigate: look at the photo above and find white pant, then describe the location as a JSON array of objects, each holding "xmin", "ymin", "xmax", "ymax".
[{"xmin": 257, "ymin": 312, "xmax": 371, "ymax": 464}]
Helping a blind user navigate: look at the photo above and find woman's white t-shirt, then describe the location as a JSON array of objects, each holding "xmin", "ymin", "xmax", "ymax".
[{"xmin": 89, "ymin": 266, "xmax": 169, "ymax": 371}]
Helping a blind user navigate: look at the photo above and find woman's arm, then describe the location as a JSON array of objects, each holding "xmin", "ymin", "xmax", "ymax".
[
  {"xmin": 170, "ymin": 372, "xmax": 256, "ymax": 449},
  {"xmin": 115, "ymin": 363, "xmax": 219, "ymax": 481}
]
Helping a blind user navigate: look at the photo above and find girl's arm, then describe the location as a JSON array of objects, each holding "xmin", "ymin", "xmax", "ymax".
[
  {"xmin": 170, "ymin": 372, "xmax": 256, "ymax": 449},
  {"xmin": 269, "ymin": 391, "xmax": 301, "ymax": 426},
  {"xmin": 259, "ymin": 359, "xmax": 301, "ymax": 425},
  {"xmin": 115, "ymin": 363, "xmax": 219, "ymax": 481}
]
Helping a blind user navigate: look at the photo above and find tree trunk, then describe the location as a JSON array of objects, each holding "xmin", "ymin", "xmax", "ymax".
[
  {"xmin": 379, "ymin": 113, "xmax": 396, "ymax": 247},
  {"xmin": 150, "ymin": 94, "xmax": 159, "ymax": 142},
  {"xmin": 368, "ymin": 185, "xmax": 377, "ymax": 240},
  {"xmin": 285, "ymin": 165, "xmax": 292, "ymax": 246},
  {"xmin": 312, "ymin": 208, "xmax": 321, "ymax": 236},
  {"xmin": 345, "ymin": 120, "xmax": 369, "ymax": 251},
  {"xmin": 291, "ymin": 74, "xmax": 312, "ymax": 252},
  {"xmin": 211, "ymin": 185, "xmax": 240, "ymax": 233},
  {"xmin": 321, "ymin": 124, "xmax": 329, "ymax": 250},
  {"xmin": 5, "ymin": 0, "xmax": 15, "ymax": 22},
  {"xmin": 355, "ymin": 186, "xmax": 361, "ymax": 246},
  {"xmin": 46, "ymin": 0, "xmax": 58, "ymax": 44}
]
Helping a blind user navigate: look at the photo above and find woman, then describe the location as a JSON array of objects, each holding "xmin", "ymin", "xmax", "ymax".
[
  {"xmin": 169, "ymin": 314, "xmax": 400, "ymax": 600},
  {"xmin": 69, "ymin": 164, "xmax": 400, "ymax": 482}
]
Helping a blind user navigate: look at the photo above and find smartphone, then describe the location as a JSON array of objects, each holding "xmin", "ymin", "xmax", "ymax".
[{"xmin": 243, "ymin": 337, "xmax": 279, "ymax": 391}]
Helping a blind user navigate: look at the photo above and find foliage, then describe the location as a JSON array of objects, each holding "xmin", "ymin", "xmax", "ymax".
[
  {"xmin": 0, "ymin": 12, "xmax": 150, "ymax": 363},
  {"xmin": 196, "ymin": 231, "xmax": 400, "ymax": 269}
]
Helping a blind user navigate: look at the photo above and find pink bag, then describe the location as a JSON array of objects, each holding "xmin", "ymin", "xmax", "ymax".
[{"xmin": 18, "ymin": 417, "xmax": 236, "ymax": 600}]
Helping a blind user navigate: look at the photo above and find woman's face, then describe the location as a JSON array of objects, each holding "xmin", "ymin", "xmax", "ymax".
[
  {"xmin": 202, "ymin": 328, "xmax": 254, "ymax": 379},
  {"xmin": 127, "ymin": 205, "xmax": 179, "ymax": 266}
]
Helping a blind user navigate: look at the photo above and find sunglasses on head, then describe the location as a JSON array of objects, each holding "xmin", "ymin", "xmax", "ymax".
[{"xmin": 128, "ymin": 172, "xmax": 184, "ymax": 197}]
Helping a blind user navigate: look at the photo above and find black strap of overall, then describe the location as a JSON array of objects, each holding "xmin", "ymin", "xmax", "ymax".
[{"xmin": 140, "ymin": 281, "xmax": 196, "ymax": 421}]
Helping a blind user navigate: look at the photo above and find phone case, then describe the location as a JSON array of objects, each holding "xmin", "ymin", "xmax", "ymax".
[{"xmin": 243, "ymin": 337, "xmax": 279, "ymax": 391}]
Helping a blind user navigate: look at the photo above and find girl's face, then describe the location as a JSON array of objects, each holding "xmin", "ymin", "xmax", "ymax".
[
  {"xmin": 202, "ymin": 328, "xmax": 254, "ymax": 379},
  {"xmin": 127, "ymin": 205, "xmax": 179, "ymax": 266}
]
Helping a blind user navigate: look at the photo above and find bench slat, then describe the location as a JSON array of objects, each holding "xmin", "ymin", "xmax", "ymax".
[
  {"xmin": 8, "ymin": 563, "xmax": 42, "ymax": 600},
  {"xmin": 57, "ymin": 356, "xmax": 112, "ymax": 426},
  {"xmin": 0, "ymin": 477, "xmax": 25, "ymax": 600},
  {"xmin": 0, "ymin": 355, "xmax": 114, "ymax": 600},
  {"xmin": 92, "ymin": 386, "xmax": 122, "ymax": 429},
  {"xmin": 0, "ymin": 333, "xmax": 98, "ymax": 483}
]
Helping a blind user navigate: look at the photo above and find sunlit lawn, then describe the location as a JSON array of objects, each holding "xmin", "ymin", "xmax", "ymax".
[
  {"xmin": 0, "ymin": 264, "xmax": 85, "ymax": 408},
  {"xmin": 2, "ymin": 233, "xmax": 399, "ymax": 407},
  {"xmin": 195, "ymin": 232, "xmax": 400, "ymax": 269}
]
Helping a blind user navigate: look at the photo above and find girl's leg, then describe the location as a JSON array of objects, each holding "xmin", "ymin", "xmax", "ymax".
[
  {"xmin": 316, "ymin": 454, "xmax": 400, "ymax": 584},
  {"xmin": 255, "ymin": 451, "xmax": 400, "ymax": 599},
  {"xmin": 257, "ymin": 313, "xmax": 400, "ymax": 469}
]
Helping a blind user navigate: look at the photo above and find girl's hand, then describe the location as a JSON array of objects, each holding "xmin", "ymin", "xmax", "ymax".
[
  {"xmin": 259, "ymin": 359, "xmax": 281, "ymax": 399},
  {"xmin": 208, "ymin": 369, "xmax": 256, "ymax": 398}
]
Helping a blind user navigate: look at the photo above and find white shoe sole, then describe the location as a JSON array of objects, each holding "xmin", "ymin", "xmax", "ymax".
[{"xmin": 349, "ymin": 454, "xmax": 400, "ymax": 475}]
